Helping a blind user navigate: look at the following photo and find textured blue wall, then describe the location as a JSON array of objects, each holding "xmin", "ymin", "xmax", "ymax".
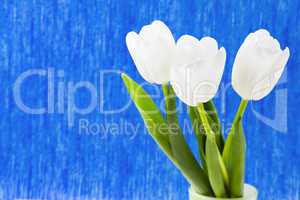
[{"xmin": 0, "ymin": 0, "xmax": 299, "ymax": 199}]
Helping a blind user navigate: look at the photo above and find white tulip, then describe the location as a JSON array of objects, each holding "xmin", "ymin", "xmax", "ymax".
[
  {"xmin": 170, "ymin": 35, "xmax": 226, "ymax": 106},
  {"xmin": 125, "ymin": 20, "xmax": 176, "ymax": 84},
  {"xmin": 232, "ymin": 29, "xmax": 290, "ymax": 100}
]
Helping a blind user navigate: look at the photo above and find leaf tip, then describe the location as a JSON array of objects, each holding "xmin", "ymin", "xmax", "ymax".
[
  {"xmin": 121, "ymin": 72, "xmax": 128, "ymax": 80},
  {"xmin": 121, "ymin": 73, "xmax": 132, "ymax": 87}
]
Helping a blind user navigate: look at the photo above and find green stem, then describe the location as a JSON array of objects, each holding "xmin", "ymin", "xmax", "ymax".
[
  {"xmin": 197, "ymin": 103, "xmax": 214, "ymax": 137},
  {"xmin": 233, "ymin": 100, "xmax": 249, "ymax": 125},
  {"xmin": 198, "ymin": 103, "xmax": 230, "ymax": 190},
  {"xmin": 162, "ymin": 86, "xmax": 213, "ymax": 195},
  {"xmin": 162, "ymin": 84, "xmax": 171, "ymax": 116}
]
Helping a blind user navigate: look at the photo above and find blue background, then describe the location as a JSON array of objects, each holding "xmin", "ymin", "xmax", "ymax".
[{"xmin": 0, "ymin": 0, "xmax": 299, "ymax": 199}]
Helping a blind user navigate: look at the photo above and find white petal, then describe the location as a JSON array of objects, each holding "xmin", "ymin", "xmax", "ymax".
[
  {"xmin": 171, "ymin": 47, "xmax": 226, "ymax": 106},
  {"xmin": 151, "ymin": 20, "xmax": 175, "ymax": 46},
  {"xmin": 138, "ymin": 37, "xmax": 172, "ymax": 84},
  {"xmin": 176, "ymin": 35, "xmax": 218, "ymax": 67},
  {"xmin": 176, "ymin": 35, "xmax": 201, "ymax": 66},
  {"xmin": 212, "ymin": 47, "xmax": 226, "ymax": 83},
  {"xmin": 251, "ymin": 48, "xmax": 290, "ymax": 100},
  {"xmin": 128, "ymin": 20, "xmax": 176, "ymax": 84},
  {"xmin": 232, "ymin": 30, "xmax": 276, "ymax": 99},
  {"xmin": 232, "ymin": 40, "xmax": 260, "ymax": 99},
  {"xmin": 254, "ymin": 29, "xmax": 270, "ymax": 38},
  {"xmin": 198, "ymin": 37, "xmax": 218, "ymax": 59},
  {"xmin": 171, "ymin": 62, "xmax": 208, "ymax": 106},
  {"xmin": 126, "ymin": 32, "xmax": 154, "ymax": 83},
  {"xmin": 140, "ymin": 20, "xmax": 175, "ymax": 48},
  {"xmin": 232, "ymin": 29, "xmax": 290, "ymax": 100},
  {"xmin": 243, "ymin": 29, "xmax": 269, "ymax": 48},
  {"xmin": 191, "ymin": 48, "xmax": 226, "ymax": 103},
  {"xmin": 258, "ymin": 36, "xmax": 281, "ymax": 56},
  {"xmin": 139, "ymin": 24, "xmax": 155, "ymax": 44}
]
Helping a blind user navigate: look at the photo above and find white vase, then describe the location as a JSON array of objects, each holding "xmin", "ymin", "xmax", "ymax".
[{"xmin": 189, "ymin": 184, "xmax": 258, "ymax": 200}]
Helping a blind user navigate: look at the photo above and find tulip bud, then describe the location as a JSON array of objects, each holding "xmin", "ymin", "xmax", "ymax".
[
  {"xmin": 126, "ymin": 20, "xmax": 176, "ymax": 84},
  {"xmin": 232, "ymin": 29, "xmax": 290, "ymax": 100},
  {"xmin": 170, "ymin": 35, "xmax": 226, "ymax": 106}
]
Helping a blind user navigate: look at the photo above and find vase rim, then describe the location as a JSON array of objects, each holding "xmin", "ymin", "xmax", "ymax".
[{"xmin": 189, "ymin": 184, "xmax": 258, "ymax": 200}]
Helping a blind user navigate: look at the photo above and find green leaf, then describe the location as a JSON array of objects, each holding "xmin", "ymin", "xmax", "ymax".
[
  {"xmin": 163, "ymin": 85, "xmax": 212, "ymax": 196},
  {"xmin": 205, "ymin": 136, "xmax": 228, "ymax": 198},
  {"xmin": 122, "ymin": 74, "xmax": 212, "ymax": 196},
  {"xmin": 188, "ymin": 101, "xmax": 223, "ymax": 172},
  {"xmin": 188, "ymin": 106, "xmax": 207, "ymax": 171},
  {"xmin": 222, "ymin": 100, "xmax": 248, "ymax": 198},
  {"xmin": 222, "ymin": 118, "xmax": 246, "ymax": 198},
  {"xmin": 197, "ymin": 104, "xmax": 229, "ymax": 198},
  {"xmin": 121, "ymin": 73, "xmax": 174, "ymax": 162},
  {"xmin": 204, "ymin": 101, "xmax": 224, "ymax": 152}
]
